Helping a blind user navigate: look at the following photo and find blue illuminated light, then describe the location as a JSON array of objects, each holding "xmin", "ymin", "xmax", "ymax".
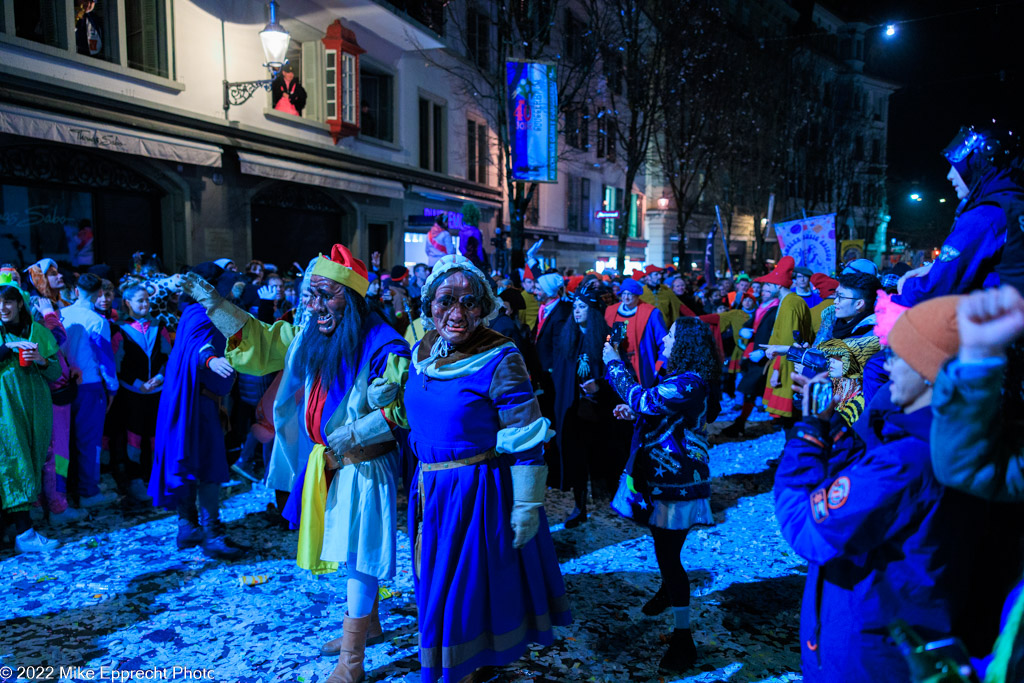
[{"xmin": 885, "ymin": 24, "xmax": 896, "ymax": 37}]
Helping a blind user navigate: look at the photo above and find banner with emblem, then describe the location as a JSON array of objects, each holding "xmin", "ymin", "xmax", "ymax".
[
  {"xmin": 839, "ymin": 239, "xmax": 865, "ymax": 263},
  {"xmin": 775, "ymin": 214, "xmax": 837, "ymax": 274},
  {"xmin": 507, "ymin": 62, "xmax": 558, "ymax": 183}
]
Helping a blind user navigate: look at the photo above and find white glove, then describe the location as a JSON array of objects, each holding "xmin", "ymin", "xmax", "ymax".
[
  {"xmin": 526, "ymin": 239, "xmax": 544, "ymax": 262},
  {"xmin": 367, "ymin": 377, "xmax": 399, "ymax": 410},
  {"xmin": 257, "ymin": 284, "xmax": 278, "ymax": 301},
  {"xmin": 739, "ymin": 328, "xmax": 754, "ymax": 340},
  {"xmin": 326, "ymin": 410, "xmax": 394, "ymax": 458},
  {"xmin": 181, "ymin": 272, "xmax": 249, "ymax": 337},
  {"xmin": 749, "ymin": 349, "xmax": 766, "ymax": 363},
  {"xmin": 327, "ymin": 423, "xmax": 356, "ymax": 457},
  {"xmin": 510, "ymin": 465, "xmax": 548, "ymax": 549}
]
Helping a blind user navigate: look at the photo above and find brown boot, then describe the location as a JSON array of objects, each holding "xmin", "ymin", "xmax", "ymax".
[
  {"xmin": 324, "ymin": 613, "xmax": 370, "ymax": 683},
  {"xmin": 320, "ymin": 598, "xmax": 382, "ymax": 657}
]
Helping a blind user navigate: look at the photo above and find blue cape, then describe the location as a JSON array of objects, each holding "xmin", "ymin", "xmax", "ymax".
[{"xmin": 149, "ymin": 303, "xmax": 230, "ymax": 508}]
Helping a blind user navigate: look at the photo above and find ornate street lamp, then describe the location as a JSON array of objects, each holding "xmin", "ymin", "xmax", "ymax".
[{"xmin": 223, "ymin": 1, "xmax": 290, "ymax": 112}]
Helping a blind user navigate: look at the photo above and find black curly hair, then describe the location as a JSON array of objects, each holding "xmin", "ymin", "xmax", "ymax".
[{"xmin": 666, "ymin": 317, "xmax": 720, "ymax": 395}]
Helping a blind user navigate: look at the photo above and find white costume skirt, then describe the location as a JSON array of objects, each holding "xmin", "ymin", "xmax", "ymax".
[{"xmin": 321, "ymin": 449, "xmax": 399, "ymax": 580}]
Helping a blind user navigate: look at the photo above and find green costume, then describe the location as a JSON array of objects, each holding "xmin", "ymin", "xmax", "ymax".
[{"xmin": 0, "ymin": 285, "xmax": 61, "ymax": 512}]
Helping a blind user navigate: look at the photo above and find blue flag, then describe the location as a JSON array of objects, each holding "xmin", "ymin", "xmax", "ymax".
[{"xmin": 704, "ymin": 226, "xmax": 717, "ymax": 287}]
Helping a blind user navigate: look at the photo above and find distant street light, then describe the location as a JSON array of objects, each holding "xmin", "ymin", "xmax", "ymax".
[
  {"xmin": 657, "ymin": 197, "xmax": 669, "ymax": 210},
  {"xmin": 910, "ymin": 193, "xmax": 922, "ymax": 202},
  {"xmin": 885, "ymin": 24, "xmax": 897, "ymax": 37},
  {"xmin": 939, "ymin": 198, "xmax": 947, "ymax": 203}
]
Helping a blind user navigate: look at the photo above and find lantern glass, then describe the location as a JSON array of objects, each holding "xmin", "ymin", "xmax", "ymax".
[{"xmin": 260, "ymin": 24, "xmax": 290, "ymax": 68}]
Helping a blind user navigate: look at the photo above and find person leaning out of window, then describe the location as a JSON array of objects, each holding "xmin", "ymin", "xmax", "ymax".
[{"xmin": 271, "ymin": 64, "xmax": 307, "ymax": 116}]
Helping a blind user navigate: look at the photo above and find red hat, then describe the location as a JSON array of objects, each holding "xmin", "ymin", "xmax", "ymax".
[
  {"xmin": 631, "ymin": 269, "xmax": 645, "ymax": 281},
  {"xmin": 566, "ymin": 274, "xmax": 585, "ymax": 293},
  {"xmin": 311, "ymin": 244, "xmax": 370, "ymax": 297},
  {"xmin": 523, "ymin": 265, "xmax": 536, "ymax": 281},
  {"xmin": 810, "ymin": 273, "xmax": 839, "ymax": 298},
  {"xmin": 644, "ymin": 264, "xmax": 665, "ymax": 275},
  {"xmin": 755, "ymin": 255, "xmax": 795, "ymax": 288}
]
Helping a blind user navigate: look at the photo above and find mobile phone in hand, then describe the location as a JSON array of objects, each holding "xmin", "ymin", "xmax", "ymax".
[{"xmin": 809, "ymin": 381, "xmax": 833, "ymax": 417}]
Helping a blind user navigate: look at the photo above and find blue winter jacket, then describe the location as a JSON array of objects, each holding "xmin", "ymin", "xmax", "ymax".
[
  {"xmin": 775, "ymin": 405, "xmax": 982, "ymax": 682},
  {"xmin": 895, "ymin": 167, "xmax": 1024, "ymax": 306}
]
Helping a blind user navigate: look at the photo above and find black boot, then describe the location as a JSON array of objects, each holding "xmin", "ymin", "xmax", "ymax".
[
  {"xmin": 660, "ymin": 628, "xmax": 697, "ymax": 671},
  {"xmin": 565, "ymin": 506, "xmax": 588, "ymax": 529},
  {"xmin": 642, "ymin": 585, "xmax": 670, "ymax": 616},
  {"xmin": 176, "ymin": 497, "xmax": 203, "ymax": 550},
  {"xmin": 201, "ymin": 522, "xmax": 246, "ymax": 560},
  {"xmin": 718, "ymin": 420, "xmax": 746, "ymax": 437}
]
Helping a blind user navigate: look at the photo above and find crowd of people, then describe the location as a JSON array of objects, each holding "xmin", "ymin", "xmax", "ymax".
[{"xmin": 2, "ymin": 122, "xmax": 1023, "ymax": 682}]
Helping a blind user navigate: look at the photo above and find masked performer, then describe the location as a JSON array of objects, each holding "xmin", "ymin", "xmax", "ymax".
[{"xmin": 182, "ymin": 245, "xmax": 409, "ymax": 683}]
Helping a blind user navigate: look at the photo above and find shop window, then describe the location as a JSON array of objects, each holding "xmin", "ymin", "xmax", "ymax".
[
  {"xmin": 566, "ymin": 109, "xmax": 589, "ymax": 151},
  {"xmin": 467, "ymin": 119, "xmax": 488, "ymax": 185},
  {"xmin": 125, "ymin": 0, "xmax": 168, "ymax": 77},
  {"xmin": 13, "ymin": 0, "xmax": 65, "ymax": 48},
  {"xmin": 628, "ymin": 193, "xmax": 642, "ymax": 238},
  {"xmin": 359, "ymin": 66, "xmax": 394, "ymax": 142},
  {"xmin": 602, "ymin": 185, "xmax": 621, "ymax": 235},
  {"xmin": 341, "ymin": 52, "xmax": 356, "ymax": 124},
  {"xmin": 563, "ymin": 10, "xmax": 585, "ymax": 64},
  {"xmin": 525, "ymin": 188, "xmax": 539, "ymax": 226},
  {"xmin": 419, "ymin": 97, "xmax": 446, "ymax": 173},
  {"xmin": 566, "ymin": 175, "xmax": 591, "ymax": 232},
  {"xmin": 466, "ymin": 5, "xmax": 489, "ymax": 70},
  {"xmin": 325, "ymin": 50, "xmax": 338, "ymax": 120},
  {"xmin": 322, "ymin": 20, "xmax": 364, "ymax": 143},
  {"xmin": 598, "ymin": 115, "xmax": 616, "ymax": 162},
  {"xmin": 73, "ymin": 0, "xmax": 118, "ymax": 63}
]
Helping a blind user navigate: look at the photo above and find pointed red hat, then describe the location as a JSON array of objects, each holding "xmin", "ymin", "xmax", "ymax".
[
  {"xmin": 523, "ymin": 264, "xmax": 536, "ymax": 281},
  {"xmin": 631, "ymin": 269, "xmax": 645, "ymax": 281},
  {"xmin": 644, "ymin": 264, "xmax": 665, "ymax": 275},
  {"xmin": 810, "ymin": 273, "xmax": 839, "ymax": 298},
  {"xmin": 754, "ymin": 255, "xmax": 795, "ymax": 288},
  {"xmin": 566, "ymin": 274, "xmax": 585, "ymax": 293},
  {"xmin": 311, "ymin": 243, "xmax": 370, "ymax": 297}
]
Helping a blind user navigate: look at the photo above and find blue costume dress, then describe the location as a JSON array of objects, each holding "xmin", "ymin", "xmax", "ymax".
[
  {"xmin": 404, "ymin": 328, "xmax": 571, "ymax": 683},
  {"xmin": 605, "ymin": 360, "xmax": 717, "ymax": 530},
  {"xmin": 149, "ymin": 303, "xmax": 233, "ymax": 506}
]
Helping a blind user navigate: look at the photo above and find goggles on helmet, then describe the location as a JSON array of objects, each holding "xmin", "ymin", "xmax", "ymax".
[{"xmin": 942, "ymin": 126, "xmax": 986, "ymax": 164}]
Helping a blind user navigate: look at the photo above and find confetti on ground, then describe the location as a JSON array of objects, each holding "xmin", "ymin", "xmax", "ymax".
[{"xmin": 1, "ymin": 405, "xmax": 804, "ymax": 682}]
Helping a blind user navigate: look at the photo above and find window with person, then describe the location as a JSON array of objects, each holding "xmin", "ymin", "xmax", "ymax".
[{"xmin": 359, "ymin": 66, "xmax": 393, "ymax": 142}]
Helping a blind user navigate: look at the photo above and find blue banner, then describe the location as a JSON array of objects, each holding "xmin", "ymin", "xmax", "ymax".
[
  {"xmin": 507, "ymin": 62, "xmax": 558, "ymax": 183},
  {"xmin": 704, "ymin": 225, "xmax": 717, "ymax": 287}
]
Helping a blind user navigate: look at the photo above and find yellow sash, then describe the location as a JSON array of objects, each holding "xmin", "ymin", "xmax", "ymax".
[{"xmin": 295, "ymin": 444, "xmax": 339, "ymax": 575}]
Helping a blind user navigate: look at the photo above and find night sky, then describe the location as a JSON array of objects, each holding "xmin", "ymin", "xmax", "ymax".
[{"xmin": 830, "ymin": 0, "xmax": 1023, "ymax": 246}]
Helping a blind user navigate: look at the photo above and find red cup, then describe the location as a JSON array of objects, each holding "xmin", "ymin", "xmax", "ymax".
[{"xmin": 18, "ymin": 348, "xmax": 31, "ymax": 367}]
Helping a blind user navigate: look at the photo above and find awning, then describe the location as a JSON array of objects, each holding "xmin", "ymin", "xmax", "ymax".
[
  {"xmin": 238, "ymin": 152, "xmax": 405, "ymax": 199},
  {"xmin": 409, "ymin": 185, "xmax": 503, "ymax": 209},
  {"xmin": 0, "ymin": 102, "xmax": 222, "ymax": 167}
]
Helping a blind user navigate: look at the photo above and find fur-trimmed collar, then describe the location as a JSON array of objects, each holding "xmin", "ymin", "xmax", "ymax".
[{"xmin": 416, "ymin": 326, "xmax": 510, "ymax": 368}]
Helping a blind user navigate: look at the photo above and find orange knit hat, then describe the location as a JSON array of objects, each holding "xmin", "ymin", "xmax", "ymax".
[{"xmin": 887, "ymin": 295, "xmax": 962, "ymax": 382}]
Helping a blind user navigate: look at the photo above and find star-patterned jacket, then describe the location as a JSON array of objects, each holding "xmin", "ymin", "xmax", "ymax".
[{"xmin": 606, "ymin": 360, "xmax": 717, "ymax": 503}]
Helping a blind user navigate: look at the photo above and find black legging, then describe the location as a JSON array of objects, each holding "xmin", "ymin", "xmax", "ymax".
[{"xmin": 652, "ymin": 526, "xmax": 691, "ymax": 607}]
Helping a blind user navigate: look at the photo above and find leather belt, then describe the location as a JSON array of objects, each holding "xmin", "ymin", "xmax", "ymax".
[
  {"xmin": 200, "ymin": 388, "xmax": 221, "ymax": 401},
  {"xmin": 420, "ymin": 449, "xmax": 498, "ymax": 472},
  {"xmin": 324, "ymin": 441, "xmax": 392, "ymax": 471}
]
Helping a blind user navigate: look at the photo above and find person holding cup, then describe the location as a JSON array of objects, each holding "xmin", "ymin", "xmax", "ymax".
[{"xmin": 0, "ymin": 280, "xmax": 64, "ymax": 553}]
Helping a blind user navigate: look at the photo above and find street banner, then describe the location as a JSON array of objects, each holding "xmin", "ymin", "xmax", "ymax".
[
  {"xmin": 704, "ymin": 225, "xmax": 717, "ymax": 287},
  {"xmin": 775, "ymin": 213, "xmax": 837, "ymax": 274},
  {"xmin": 507, "ymin": 62, "xmax": 558, "ymax": 183}
]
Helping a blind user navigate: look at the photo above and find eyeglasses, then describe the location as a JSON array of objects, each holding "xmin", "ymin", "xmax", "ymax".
[
  {"xmin": 433, "ymin": 294, "xmax": 482, "ymax": 311},
  {"xmin": 833, "ymin": 293, "xmax": 860, "ymax": 302}
]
